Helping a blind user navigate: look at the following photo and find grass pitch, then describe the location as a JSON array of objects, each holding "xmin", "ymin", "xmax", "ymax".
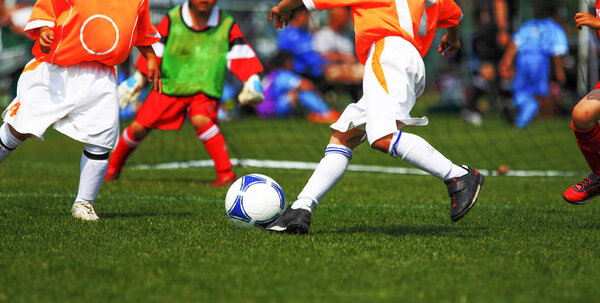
[{"xmin": 1, "ymin": 111, "xmax": 599, "ymax": 302}]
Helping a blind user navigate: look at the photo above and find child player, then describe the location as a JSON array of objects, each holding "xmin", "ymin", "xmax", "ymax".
[
  {"xmin": 0, "ymin": 0, "xmax": 161, "ymax": 220},
  {"xmin": 105, "ymin": 0, "xmax": 264, "ymax": 186},
  {"xmin": 563, "ymin": 2, "xmax": 600, "ymax": 204},
  {"xmin": 266, "ymin": 0, "xmax": 485, "ymax": 234}
]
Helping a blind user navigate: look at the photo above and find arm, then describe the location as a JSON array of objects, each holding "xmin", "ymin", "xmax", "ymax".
[
  {"xmin": 498, "ymin": 41, "xmax": 516, "ymax": 79},
  {"xmin": 136, "ymin": 45, "xmax": 161, "ymax": 93},
  {"xmin": 438, "ymin": 25, "xmax": 460, "ymax": 56},
  {"xmin": 552, "ymin": 56, "xmax": 566, "ymax": 85},
  {"xmin": 493, "ymin": 0, "xmax": 510, "ymax": 48}
]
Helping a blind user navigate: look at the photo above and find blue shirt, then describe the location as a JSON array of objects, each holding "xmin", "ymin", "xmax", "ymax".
[
  {"xmin": 513, "ymin": 19, "xmax": 568, "ymax": 57},
  {"xmin": 277, "ymin": 26, "xmax": 326, "ymax": 78}
]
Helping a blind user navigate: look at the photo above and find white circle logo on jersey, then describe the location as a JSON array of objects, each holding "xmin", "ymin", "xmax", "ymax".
[{"xmin": 79, "ymin": 14, "xmax": 119, "ymax": 55}]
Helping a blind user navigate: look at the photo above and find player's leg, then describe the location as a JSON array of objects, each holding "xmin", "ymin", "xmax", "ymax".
[
  {"xmin": 563, "ymin": 88, "xmax": 600, "ymax": 204},
  {"xmin": 365, "ymin": 37, "xmax": 483, "ymax": 221},
  {"xmin": 72, "ymin": 144, "xmax": 111, "ymax": 221},
  {"xmin": 105, "ymin": 121, "xmax": 151, "ymax": 181},
  {"xmin": 189, "ymin": 97, "xmax": 235, "ymax": 187},
  {"xmin": 513, "ymin": 90, "xmax": 538, "ymax": 128},
  {"xmin": 372, "ymin": 131, "xmax": 483, "ymax": 221},
  {"xmin": 0, "ymin": 123, "xmax": 27, "ymax": 162},
  {"xmin": 266, "ymin": 128, "xmax": 365, "ymax": 234}
]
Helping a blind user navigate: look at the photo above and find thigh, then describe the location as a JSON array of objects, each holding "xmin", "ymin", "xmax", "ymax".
[
  {"xmin": 135, "ymin": 92, "xmax": 188, "ymax": 130},
  {"xmin": 188, "ymin": 93, "xmax": 219, "ymax": 123}
]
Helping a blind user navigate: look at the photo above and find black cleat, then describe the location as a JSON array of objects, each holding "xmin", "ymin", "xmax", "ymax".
[
  {"xmin": 445, "ymin": 166, "xmax": 485, "ymax": 222},
  {"xmin": 265, "ymin": 207, "xmax": 311, "ymax": 234}
]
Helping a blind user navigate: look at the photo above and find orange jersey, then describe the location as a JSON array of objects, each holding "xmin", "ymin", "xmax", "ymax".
[
  {"xmin": 303, "ymin": 0, "xmax": 462, "ymax": 64},
  {"xmin": 24, "ymin": 0, "xmax": 160, "ymax": 67}
]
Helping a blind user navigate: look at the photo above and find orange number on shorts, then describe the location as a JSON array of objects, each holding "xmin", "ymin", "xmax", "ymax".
[{"xmin": 9, "ymin": 102, "xmax": 21, "ymax": 117}]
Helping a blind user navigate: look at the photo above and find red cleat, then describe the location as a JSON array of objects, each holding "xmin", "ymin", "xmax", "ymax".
[
  {"xmin": 211, "ymin": 172, "xmax": 237, "ymax": 187},
  {"xmin": 104, "ymin": 165, "xmax": 122, "ymax": 181},
  {"xmin": 563, "ymin": 173, "xmax": 600, "ymax": 205}
]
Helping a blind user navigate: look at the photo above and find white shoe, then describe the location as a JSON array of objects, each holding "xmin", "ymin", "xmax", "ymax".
[{"xmin": 71, "ymin": 201, "xmax": 99, "ymax": 221}]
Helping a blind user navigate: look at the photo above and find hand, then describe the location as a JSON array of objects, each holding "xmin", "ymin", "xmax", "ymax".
[
  {"xmin": 270, "ymin": 5, "xmax": 292, "ymax": 29},
  {"xmin": 498, "ymin": 59, "xmax": 513, "ymax": 79},
  {"xmin": 438, "ymin": 34, "xmax": 460, "ymax": 56},
  {"xmin": 238, "ymin": 74, "xmax": 264, "ymax": 106},
  {"xmin": 146, "ymin": 56, "xmax": 162, "ymax": 93},
  {"xmin": 39, "ymin": 27, "xmax": 54, "ymax": 54},
  {"xmin": 575, "ymin": 13, "xmax": 600, "ymax": 30},
  {"xmin": 118, "ymin": 70, "xmax": 146, "ymax": 109}
]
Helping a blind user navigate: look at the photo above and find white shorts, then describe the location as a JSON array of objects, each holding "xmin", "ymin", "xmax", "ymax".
[
  {"xmin": 330, "ymin": 36, "xmax": 428, "ymax": 145},
  {"xmin": 2, "ymin": 60, "xmax": 119, "ymax": 149}
]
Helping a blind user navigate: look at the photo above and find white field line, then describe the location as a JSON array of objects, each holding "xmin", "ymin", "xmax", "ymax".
[{"xmin": 132, "ymin": 159, "xmax": 584, "ymax": 178}]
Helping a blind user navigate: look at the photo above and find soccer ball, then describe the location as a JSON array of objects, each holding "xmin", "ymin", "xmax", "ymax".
[{"xmin": 225, "ymin": 174, "xmax": 285, "ymax": 229}]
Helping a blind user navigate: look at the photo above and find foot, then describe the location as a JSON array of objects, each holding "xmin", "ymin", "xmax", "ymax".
[
  {"xmin": 104, "ymin": 165, "xmax": 121, "ymax": 181},
  {"xmin": 265, "ymin": 207, "xmax": 311, "ymax": 234},
  {"xmin": 563, "ymin": 173, "xmax": 600, "ymax": 205},
  {"xmin": 71, "ymin": 201, "xmax": 99, "ymax": 221},
  {"xmin": 444, "ymin": 166, "xmax": 485, "ymax": 222},
  {"xmin": 211, "ymin": 172, "xmax": 237, "ymax": 187}
]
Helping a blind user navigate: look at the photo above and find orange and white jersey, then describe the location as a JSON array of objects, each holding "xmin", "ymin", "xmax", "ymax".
[
  {"xmin": 302, "ymin": 0, "xmax": 462, "ymax": 64},
  {"xmin": 24, "ymin": 0, "xmax": 160, "ymax": 67}
]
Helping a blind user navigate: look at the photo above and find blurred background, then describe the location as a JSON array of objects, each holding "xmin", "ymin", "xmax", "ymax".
[{"xmin": 0, "ymin": 0, "xmax": 597, "ymax": 175}]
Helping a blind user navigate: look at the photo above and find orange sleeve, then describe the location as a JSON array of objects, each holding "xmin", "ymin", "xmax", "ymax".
[
  {"xmin": 305, "ymin": 0, "xmax": 387, "ymax": 10},
  {"xmin": 24, "ymin": 0, "xmax": 58, "ymax": 40},
  {"xmin": 436, "ymin": 0, "xmax": 463, "ymax": 28},
  {"xmin": 134, "ymin": 0, "xmax": 161, "ymax": 46}
]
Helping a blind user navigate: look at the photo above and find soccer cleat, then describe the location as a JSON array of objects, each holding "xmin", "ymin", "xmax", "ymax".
[
  {"xmin": 265, "ymin": 207, "xmax": 311, "ymax": 234},
  {"xmin": 563, "ymin": 173, "xmax": 600, "ymax": 205},
  {"xmin": 103, "ymin": 165, "xmax": 121, "ymax": 181},
  {"xmin": 444, "ymin": 166, "xmax": 485, "ymax": 222},
  {"xmin": 71, "ymin": 201, "xmax": 99, "ymax": 221},
  {"xmin": 211, "ymin": 173, "xmax": 237, "ymax": 187}
]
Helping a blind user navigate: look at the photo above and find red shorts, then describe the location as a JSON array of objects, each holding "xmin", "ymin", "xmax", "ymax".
[
  {"xmin": 135, "ymin": 91, "xmax": 219, "ymax": 130},
  {"xmin": 595, "ymin": 81, "xmax": 600, "ymax": 90}
]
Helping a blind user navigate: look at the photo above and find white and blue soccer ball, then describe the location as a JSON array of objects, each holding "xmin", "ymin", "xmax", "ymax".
[{"xmin": 225, "ymin": 174, "xmax": 285, "ymax": 229}]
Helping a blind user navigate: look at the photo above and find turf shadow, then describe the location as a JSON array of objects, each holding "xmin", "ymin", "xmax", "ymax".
[
  {"xmin": 101, "ymin": 211, "xmax": 195, "ymax": 219},
  {"xmin": 314, "ymin": 224, "xmax": 489, "ymax": 238}
]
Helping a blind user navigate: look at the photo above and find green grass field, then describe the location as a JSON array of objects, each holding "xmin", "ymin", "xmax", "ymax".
[{"xmin": 1, "ymin": 106, "xmax": 599, "ymax": 302}]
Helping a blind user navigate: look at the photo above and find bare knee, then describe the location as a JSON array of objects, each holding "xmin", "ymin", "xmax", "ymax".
[
  {"xmin": 572, "ymin": 102, "xmax": 600, "ymax": 130},
  {"xmin": 329, "ymin": 129, "xmax": 364, "ymax": 150},
  {"xmin": 7, "ymin": 124, "xmax": 29, "ymax": 142},
  {"xmin": 129, "ymin": 121, "xmax": 151, "ymax": 140},
  {"xmin": 371, "ymin": 134, "xmax": 393, "ymax": 153},
  {"xmin": 190, "ymin": 115, "xmax": 212, "ymax": 131}
]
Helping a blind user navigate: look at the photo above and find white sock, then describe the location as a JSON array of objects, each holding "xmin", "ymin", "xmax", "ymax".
[
  {"xmin": 291, "ymin": 144, "xmax": 352, "ymax": 212},
  {"xmin": 75, "ymin": 148, "xmax": 109, "ymax": 202},
  {"xmin": 0, "ymin": 123, "xmax": 23, "ymax": 162},
  {"xmin": 388, "ymin": 131, "xmax": 467, "ymax": 180}
]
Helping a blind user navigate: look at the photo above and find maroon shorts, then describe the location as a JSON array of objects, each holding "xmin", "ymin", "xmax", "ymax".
[{"xmin": 135, "ymin": 91, "xmax": 219, "ymax": 130}]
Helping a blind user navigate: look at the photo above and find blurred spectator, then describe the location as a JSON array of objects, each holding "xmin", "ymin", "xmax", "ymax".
[
  {"xmin": 461, "ymin": 0, "xmax": 516, "ymax": 125},
  {"xmin": 277, "ymin": 6, "xmax": 326, "ymax": 80},
  {"xmin": 313, "ymin": 6, "xmax": 363, "ymax": 100},
  {"xmin": 498, "ymin": 1, "xmax": 568, "ymax": 128},
  {"xmin": 0, "ymin": 0, "xmax": 34, "ymax": 100},
  {"xmin": 256, "ymin": 51, "xmax": 340, "ymax": 123}
]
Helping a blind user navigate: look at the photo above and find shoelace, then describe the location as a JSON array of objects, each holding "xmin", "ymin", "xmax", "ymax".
[{"xmin": 575, "ymin": 177, "xmax": 597, "ymax": 191}]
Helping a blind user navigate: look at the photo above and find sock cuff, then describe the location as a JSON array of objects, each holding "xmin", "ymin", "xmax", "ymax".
[
  {"xmin": 388, "ymin": 131, "xmax": 402, "ymax": 158},
  {"xmin": 197, "ymin": 123, "xmax": 219, "ymax": 142},
  {"xmin": 324, "ymin": 144, "xmax": 352, "ymax": 159},
  {"xmin": 0, "ymin": 123, "xmax": 23, "ymax": 150},
  {"xmin": 572, "ymin": 120, "xmax": 600, "ymax": 136},
  {"xmin": 122, "ymin": 127, "xmax": 141, "ymax": 147}
]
